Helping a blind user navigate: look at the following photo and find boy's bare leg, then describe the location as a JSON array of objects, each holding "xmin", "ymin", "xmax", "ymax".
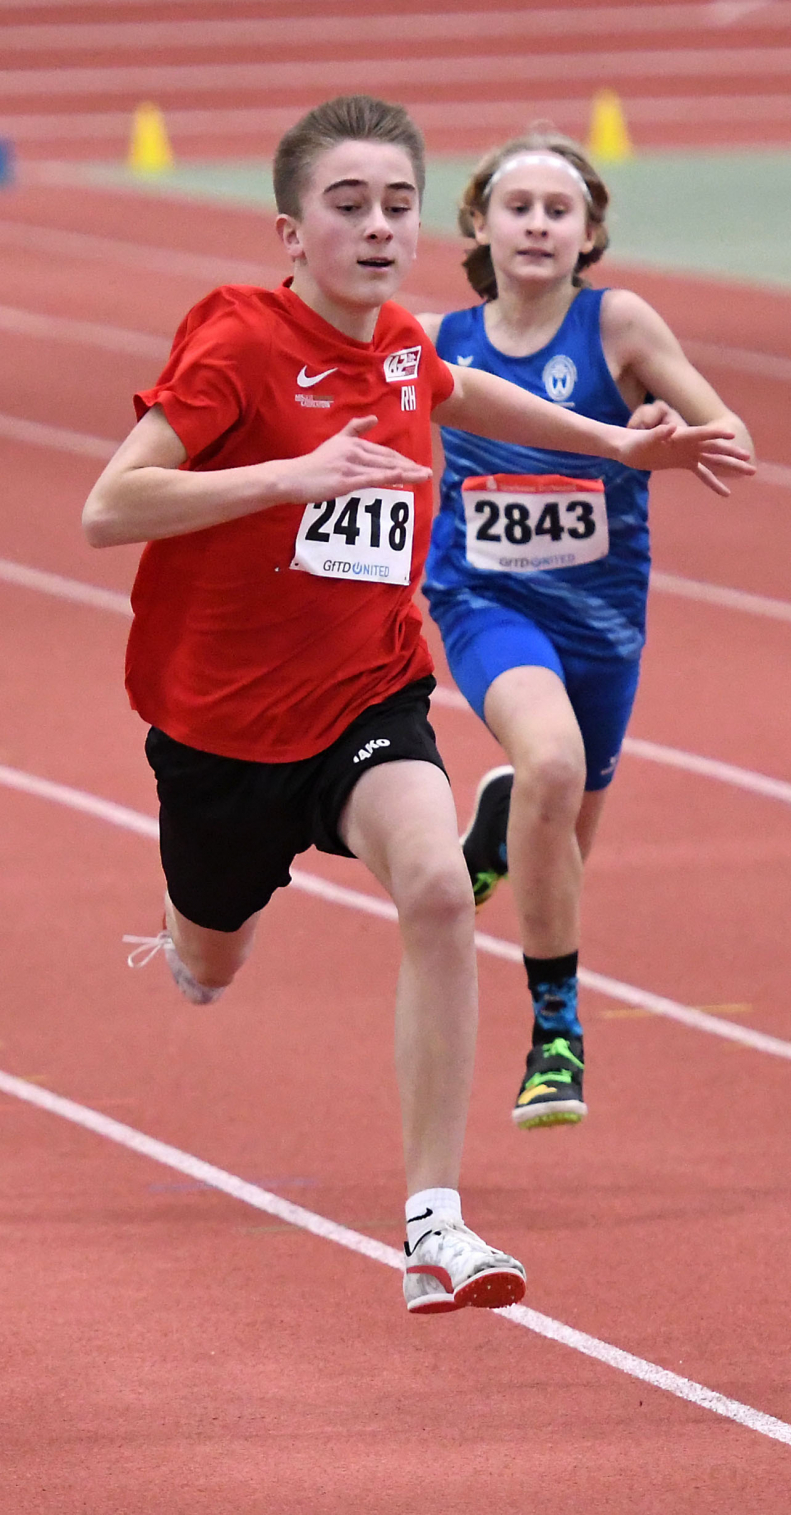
[
  {"xmin": 165, "ymin": 894, "xmax": 260, "ymax": 989},
  {"xmin": 339, "ymin": 760, "xmax": 477, "ymax": 1196}
]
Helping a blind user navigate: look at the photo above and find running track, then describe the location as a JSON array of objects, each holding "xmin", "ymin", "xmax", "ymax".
[
  {"xmin": 2, "ymin": 0, "xmax": 791, "ymax": 156},
  {"xmin": 3, "ymin": 24, "xmax": 791, "ymax": 1507}
]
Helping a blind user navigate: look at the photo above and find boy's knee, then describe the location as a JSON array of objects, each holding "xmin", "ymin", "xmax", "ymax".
[{"xmin": 396, "ymin": 854, "xmax": 474, "ymax": 934}]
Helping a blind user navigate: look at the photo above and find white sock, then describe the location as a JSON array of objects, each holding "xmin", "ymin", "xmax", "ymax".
[{"xmin": 405, "ymin": 1187, "xmax": 462, "ymax": 1253}]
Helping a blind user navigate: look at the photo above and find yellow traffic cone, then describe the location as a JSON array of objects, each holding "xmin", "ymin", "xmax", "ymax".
[
  {"xmin": 586, "ymin": 89, "xmax": 633, "ymax": 161},
  {"xmin": 128, "ymin": 102, "xmax": 174, "ymax": 175}
]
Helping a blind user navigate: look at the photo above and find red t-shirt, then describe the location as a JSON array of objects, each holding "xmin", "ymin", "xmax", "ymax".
[{"xmin": 126, "ymin": 283, "xmax": 454, "ymax": 762}]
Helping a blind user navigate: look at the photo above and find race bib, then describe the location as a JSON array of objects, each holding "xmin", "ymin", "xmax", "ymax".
[
  {"xmin": 463, "ymin": 473, "xmax": 608, "ymax": 573},
  {"xmin": 291, "ymin": 489, "xmax": 415, "ymax": 586}
]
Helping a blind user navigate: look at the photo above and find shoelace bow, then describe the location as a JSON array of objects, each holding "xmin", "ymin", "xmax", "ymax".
[{"xmin": 122, "ymin": 930, "xmax": 171, "ymax": 968}]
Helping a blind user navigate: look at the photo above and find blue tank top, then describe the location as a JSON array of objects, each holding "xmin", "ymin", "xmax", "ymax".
[{"xmin": 424, "ymin": 288, "xmax": 650, "ymax": 662}]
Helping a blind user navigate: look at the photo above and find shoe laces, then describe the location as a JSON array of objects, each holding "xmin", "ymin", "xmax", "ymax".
[
  {"xmin": 123, "ymin": 930, "xmax": 171, "ymax": 968},
  {"xmin": 424, "ymin": 1219, "xmax": 493, "ymax": 1267}
]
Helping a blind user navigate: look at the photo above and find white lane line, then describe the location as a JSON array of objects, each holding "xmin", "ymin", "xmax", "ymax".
[
  {"xmin": 624, "ymin": 736, "xmax": 791, "ymax": 804},
  {"xmin": 684, "ymin": 342, "xmax": 791, "ymax": 385},
  {"xmin": 0, "ymin": 0, "xmax": 786, "ymax": 29},
  {"xmin": 0, "ymin": 414, "xmax": 116, "ymax": 459},
  {"xmin": 650, "ymin": 570, "xmax": 791, "ymax": 621},
  {"xmin": 10, "ymin": 92, "xmax": 791, "ymax": 146},
  {"xmin": 4, "ymin": 299, "xmax": 791, "ymax": 408},
  {"xmin": 0, "ymin": 303, "xmax": 169, "ymax": 359},
  {"xmin": 0, "ymin": 223, "xmax": 789, "ymax": 391},
  {"xmin": 1, "ymin": 1065, "xmax": 789, "ymax": 1447},
  {"xmin": 4, "ymin": 557, "xmax": 791, "ymax": 814},
  {"xmin": 2, "ymin": 762, "xmax": 790, "ymax": 1061},
  {"xmin": 429, "ymin": 685, "xmax": 791, "ymax": 810},
  {"xmin": 0, "ymin": 220, "xmax": 277, "ymax": 286},
  {"xmin": 0, "ymin": 559, "xmax": 131, "ymax": 613},
  {"xmin": 0, "ymin": 49, "xmax": 789, "ymax": 98},
  {"xmin": 4, "ymin": 4, "xmax": 791, "ymax": 47},
  {"xmin": 8, "ymin": 306, "xmax": 791, "ymax": 418}
]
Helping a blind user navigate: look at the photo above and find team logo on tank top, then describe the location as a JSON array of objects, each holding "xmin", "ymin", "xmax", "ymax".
[{"xmin": 542, "ymin": 354, "xmax": 577, "ymax": 405}]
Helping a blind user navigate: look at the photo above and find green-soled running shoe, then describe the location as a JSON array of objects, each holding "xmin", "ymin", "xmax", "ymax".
[
  {"xmin": 461, "ymin": 765, "xmax": 514, "ymax": 907},
  {"xmin": 512, "ymin": 1033, "xmax": 587, "ymax": 1130}
]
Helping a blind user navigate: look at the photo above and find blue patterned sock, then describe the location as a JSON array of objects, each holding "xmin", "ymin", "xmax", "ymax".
[{"xmin": 523, "ymin": 951, "xmax": 583, "ymax": 1039}]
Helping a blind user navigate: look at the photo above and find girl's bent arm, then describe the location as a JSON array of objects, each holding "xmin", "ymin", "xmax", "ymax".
[
  {"xmin": 82, "ymin": 406, "xmax": 432, "ymax": 548},
  {"xmin": 601, "ymin": 289, "xmax": 755, "ymax": 460}
]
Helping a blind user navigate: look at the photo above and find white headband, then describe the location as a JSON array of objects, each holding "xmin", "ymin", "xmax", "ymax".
[{"xmin": 484, "ymin": 151, "xmax": 593, "ymax": 207}]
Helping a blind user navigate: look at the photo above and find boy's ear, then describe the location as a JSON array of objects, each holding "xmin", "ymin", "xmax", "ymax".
[{"xmin": 276, "ymin": 213, "xmax": 304, "ymax": 263}]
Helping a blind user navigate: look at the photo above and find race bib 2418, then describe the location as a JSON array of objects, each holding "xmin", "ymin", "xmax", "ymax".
[
  {"xmin": 463, "ymin": 473, "xmax": 608, "ymax": 574},
  {"xmin": 291, "ymin": 489, "xmax": 415, "ymax": 586}
]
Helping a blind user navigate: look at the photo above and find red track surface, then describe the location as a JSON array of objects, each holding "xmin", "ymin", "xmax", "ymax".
[
  {"xmin": 3, "ymin": 177, "xmax": 791, "ymax": 1507},
  {"xmin": 2, "ymin": 0, "xmax": 791, "ymax": 155}
]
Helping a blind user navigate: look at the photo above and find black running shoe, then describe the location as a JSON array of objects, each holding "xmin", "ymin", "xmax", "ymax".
[
  {"xmin": 461, "ymin": 765, "xmax": 514, "ymax": 907},
  {"xmin": 512, "ymin": 1029, "xmax": 587, "ymax": 1130}
]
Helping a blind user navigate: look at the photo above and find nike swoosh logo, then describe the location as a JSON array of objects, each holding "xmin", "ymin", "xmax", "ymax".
[
  {"xmin": 457, "ymin": 355, "xmax": 474, "ymax": 366},
  {"xmin": 297, "ymin": 365, "xmax": 338, "ymax": 388},
  {"xmin": 406, "ymin": 1207, "xmax": 433, "ymax": 1225}
]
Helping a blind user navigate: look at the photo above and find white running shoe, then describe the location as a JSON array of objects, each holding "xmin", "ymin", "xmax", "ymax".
[
  {"xmin": 403, "ymin": 1218, "xmax": 526, "ymax": 1315},
  {"xmin": 123, "ymin": 930, "xmax": 225, "ymax": 1006}
]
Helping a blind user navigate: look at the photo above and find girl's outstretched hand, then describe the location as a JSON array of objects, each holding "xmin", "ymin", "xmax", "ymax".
[{"xmin": 616, "ymin": 417, "xmax": 756, "ymax": 496}]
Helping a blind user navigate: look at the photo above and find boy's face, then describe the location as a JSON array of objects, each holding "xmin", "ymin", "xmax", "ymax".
[{"xmin": 277, "ymin": 140, "xmax": 421, "ymax": 315}]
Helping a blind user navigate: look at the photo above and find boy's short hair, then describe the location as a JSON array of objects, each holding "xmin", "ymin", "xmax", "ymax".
[{"xmin": 274, "ymin": 94, "xmax": 426, "ymax": 217}]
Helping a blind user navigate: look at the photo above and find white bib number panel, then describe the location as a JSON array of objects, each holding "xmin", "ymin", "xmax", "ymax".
[
  {"xmin": 463, "ymin": 473, "xmax": 608, "ymax": 574},
  {"xmin": 291, "ymin": 489, "xmax": 415, "ymax": 586}
]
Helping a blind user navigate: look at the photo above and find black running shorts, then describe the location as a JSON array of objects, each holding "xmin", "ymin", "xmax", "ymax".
[{"xmin": 144, "ymin": 675, "xmax": 447, "ymax": 932}]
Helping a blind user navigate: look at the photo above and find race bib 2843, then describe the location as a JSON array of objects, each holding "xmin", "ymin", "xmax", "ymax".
[
  {"xmin": 291, "ymin": 489, "xmax": 415, "ymax": 586},
  {"xmin": 463, "ymin": 473, "xmax": 608, "ymax": 574}
]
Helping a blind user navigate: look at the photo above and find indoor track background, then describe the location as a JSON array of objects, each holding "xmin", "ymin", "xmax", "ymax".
[{"xmin": 2, "ymin": 3, "xmax": 791, "ymax": 1510}]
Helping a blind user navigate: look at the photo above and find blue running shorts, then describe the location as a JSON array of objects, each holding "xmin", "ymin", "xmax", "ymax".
[{"xmin": 429, "ymin": 592, "xmax": 640, "ymax": 792}]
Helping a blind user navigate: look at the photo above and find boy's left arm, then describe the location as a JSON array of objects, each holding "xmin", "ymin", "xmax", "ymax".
[{"xmin": 433, "ymin": 361, "xmax": 755, "ymax": 492}]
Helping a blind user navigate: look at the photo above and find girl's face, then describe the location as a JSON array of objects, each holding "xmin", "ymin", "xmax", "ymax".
[
  {"xmin": 474, "ymin": 157, "xmax": 595, "ymax": 292},
  {"xmin": 277, "ymin": 139, "xmax": 420, "ymax": 317}
]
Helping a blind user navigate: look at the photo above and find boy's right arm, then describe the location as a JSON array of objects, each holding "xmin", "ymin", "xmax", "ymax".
[{"xmin": 82, "ymin": 406, "xmax": 432, "ymax": 548}]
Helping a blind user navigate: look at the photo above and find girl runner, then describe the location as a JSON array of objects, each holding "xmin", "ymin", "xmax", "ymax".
[
  {"xmin": 419, "ymin": 130, "xmax": 754, "ymax": 1135},
  {"xmin": 83, "ymin": 98, "xmax": 752, "ymax": 1313}
]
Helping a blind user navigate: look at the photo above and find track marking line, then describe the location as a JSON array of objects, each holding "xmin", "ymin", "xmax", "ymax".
[
  {"xmin": 6, "ymin": 305, "xmax": 791, "ymax": 411},
  {"xmin": 0, "ymin": 303, "xmax": 170, "ymax": 359},
  {"xmin": 430, "ymin": 683, "xmax": 791, "ymax": 807},
  {"xmin": 2, "ymin": 49, "xmax": 791, "ymax": 98},
  {"xmin": 4, "ymin": 557, "xmax": 791, "ymax": 804},
  {"xmin": 0, "ymin": 0, "xmax": 788, "ymax": 29},
  {"xmin": 5, "ymin": 4, "xmax": 791, "ymax": 48},
  {"xmin": 0, "ymin": 220, "xmax": 278, "ymax": 286},
  {"xmin": 0, "ymin": 414, "xmax": 116, "ymax": 460},
  {"xmin": 650, "ymin": 568, "xmax": 791, "ymax": 621},
  {"xmin": 11, "ymin": 92, "xmax": 791, "ymax": 148},
  {"xmin": 1, "ymin": 228, "xmax": 789, "ymax": 388},
  {"xmin": 4, "ymin": 555, "xmax": 791, "ymax": 807},
  {"xmin": 2, "ymin": 762, "xmax": 790, "ymax": 1061},
  {"xmin": 0, "ymin": 1064, "xmax": 789, "ymax": 1447}
]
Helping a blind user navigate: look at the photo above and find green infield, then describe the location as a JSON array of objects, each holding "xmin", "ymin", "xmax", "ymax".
[{"xmin": 76, "ymin": 147, "xmax": 791, "ymax": 289}]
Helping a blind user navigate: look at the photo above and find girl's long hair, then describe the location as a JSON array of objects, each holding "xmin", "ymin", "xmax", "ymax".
[{"xmin": 460, "ymin": 128, "xmax": 610, "ymax": 301}]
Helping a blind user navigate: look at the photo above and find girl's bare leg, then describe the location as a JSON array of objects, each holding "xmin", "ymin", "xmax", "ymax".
[{"xmin": 483, "ymin": 665, "xmax": 587, "ymax": 958}]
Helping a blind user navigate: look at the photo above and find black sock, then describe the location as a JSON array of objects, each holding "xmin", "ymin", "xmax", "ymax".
[{"xmin": 523, "ymin": 951, "xmax": 579, "ymax": 994}]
